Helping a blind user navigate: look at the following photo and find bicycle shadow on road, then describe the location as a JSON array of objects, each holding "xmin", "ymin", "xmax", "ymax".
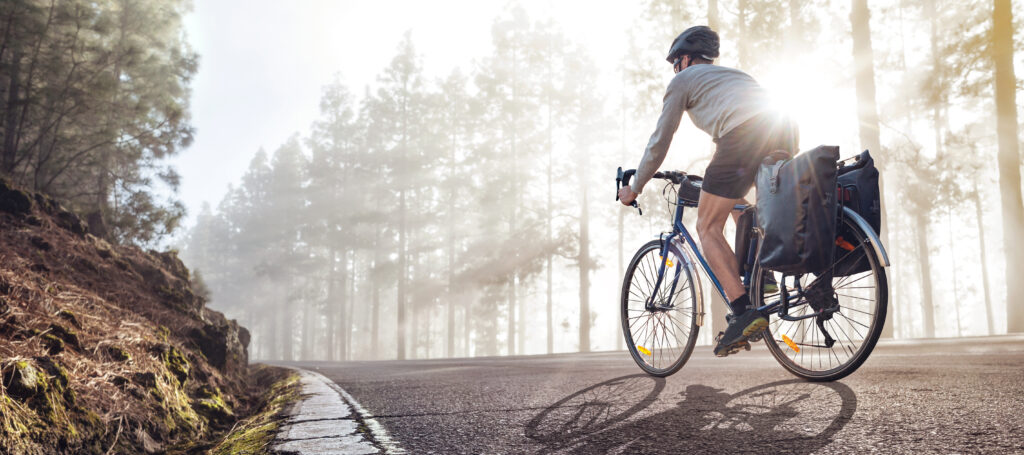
[{"xmin": 526, "ymin": 376, "xmax": 857, "ymax": 454}]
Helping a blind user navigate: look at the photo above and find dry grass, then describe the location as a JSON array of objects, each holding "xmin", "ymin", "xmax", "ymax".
[{"xmin": 0, "ymin": 181, "xmax": 250, "ymax": 454}]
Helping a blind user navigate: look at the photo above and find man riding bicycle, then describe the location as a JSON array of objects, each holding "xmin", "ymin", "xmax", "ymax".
[{"xmin": 617, "ymin": 26, "xmax": 798, "ymax": 357}]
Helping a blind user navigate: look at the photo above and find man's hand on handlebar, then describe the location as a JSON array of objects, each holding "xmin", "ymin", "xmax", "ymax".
[{"xmin": 618, "ymin": 186, "xmax": 638, "ymax": 206}]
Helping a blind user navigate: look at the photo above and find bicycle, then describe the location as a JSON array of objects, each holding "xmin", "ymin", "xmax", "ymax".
[{"xmin": 614, "ymin": 157, "xmax": 890, "ymax": 381}]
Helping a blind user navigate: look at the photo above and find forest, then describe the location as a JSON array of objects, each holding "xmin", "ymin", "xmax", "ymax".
[{"xmin": 3, "ymin": 0, "xmax": 1023, "ymax": 362}]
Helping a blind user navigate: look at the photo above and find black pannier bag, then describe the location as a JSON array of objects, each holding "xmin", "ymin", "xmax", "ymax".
[
  {"xmin": 734, "ymin": 206, "xmax": 757, "ymax": 279},
  {"xmin": 834, "ymin": 150, "xmax": 881, "ymax": 276},
  {"xmin": 756, "ymin": 145, "xmax": 840, "ymax": 274}
]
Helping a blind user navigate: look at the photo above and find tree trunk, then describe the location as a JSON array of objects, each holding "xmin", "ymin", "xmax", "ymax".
[
  {"xmin": 737, "ymin": 0, "xmax": 750, "ymax": 68},
  {"xmin": 992, "ymin": 0, "xmax": 1024, "ymax": 333},
  {"xmin": 265, "ymin": 307, "xmax": 278, "ymax": 360},
  {"xmin": 464, "ymin": 295, "xmax": 472, "ymax": 357},
  {"xmin": 411, "ymin": 251, "xmax": 420, "ymax": 359},
  {"xmin": 914, "ymin": 213, "xmax": 936, "ymax": 337},
  {"xmin": 579, "ymin": 181, "xmax": 591, "ymax": 353},
  {"xmin": 327, "ymin": 249, "xmax": 338, "ymax": 361},
  {"xmin": 509, "ymin": 43, "xmax": 519, "ymax": 358},
  {"xmin": 447, "ymin": 193, "xmax": 456, "ymax": 358},
  {"xmin": 2, "ymin": 50, "xmax": 20, "ymax": 174},
  {"xmin": 398, "ymin": 188, "xmax": 407, "ymax": 360},
  {"xmin": 708, "ymin": 0, "xmax": 719, "ymax": 30},
  {"xmin": 947, "ymin": 209, "xmax": 962, "ymax": 336},
  {"xmin": 372, "ymin": 230, "xmax": 381, "ymax": 358},
  {"xmin": 339, "ymin": 249, "xmax": 349, "ymax": 360},
  {"xmin": 972, "ymin": 183, "xmax": 995, "ymax": 335},
  {"xmin": 346, "ymin": 251, "xmax": 355, "ymax": 361},
  {"xmin": 302, "ymin": 295, "xmax": 314, "ymax": 361},
  {"xmin": 507, "ymin": 280, "xmax": 516, "ymax": 356},
  {"xmin": 850, "ymin": 0, "xmax": 893, "ymax": 338},
  {"xmin": 281, "ymin": 301, "xmax": 294, "ymax": 360}
]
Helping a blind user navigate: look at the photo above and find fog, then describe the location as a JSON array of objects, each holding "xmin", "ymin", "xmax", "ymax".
[{"xmin": 175, "ymin": 0, "xmax": 1024, "ymax": 361}]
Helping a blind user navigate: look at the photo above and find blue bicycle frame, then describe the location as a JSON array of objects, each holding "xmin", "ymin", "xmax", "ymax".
[{"xmin": 646, "ymin": 193, "xmax": 890, "ymax": 322}]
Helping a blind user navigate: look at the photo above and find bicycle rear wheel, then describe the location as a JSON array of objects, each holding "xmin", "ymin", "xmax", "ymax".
[
  {"xmin": 752, "ymin": 216, "xmax": 888, "ymax": 381},
  {"xmin": 621, "ymin": 239, "xmax": 699, "ymax": 377}
]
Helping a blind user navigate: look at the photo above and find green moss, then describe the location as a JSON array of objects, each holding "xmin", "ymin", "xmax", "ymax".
[
  {"xmin": 55, "ymin": 310, "xmax": 80, "ymax": 329},
  {"xmin": 208, "ymin": 370, "xmax": 302, "ymax": 455},
  {"xmin": 156, "ymin": 325, "xmax": 170, "ymax": 342},
  {"xmin": 104, "ymin": 345, "xmax": 131, "ymax": 362},
  {"xmin": 161, "ymin": 345, "xmax": 190, "ymax": 385},
  {"xmin": 47, "ymin": 323, "xmax": 79, "ymax": 349},
  {"xmin": 41, "ymin": 334, "xmax": 64, "ymax": 354}
]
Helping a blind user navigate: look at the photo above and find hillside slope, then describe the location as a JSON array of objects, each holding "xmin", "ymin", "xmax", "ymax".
[{"xmin": 0, "ymin": 178, "xmax": 250, "ymax": 454}]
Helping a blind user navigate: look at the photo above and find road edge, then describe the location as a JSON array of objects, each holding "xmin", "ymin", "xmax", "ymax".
[{"xmin": 271, "ymin": 369, "xmax": 405, "ymax": 454}]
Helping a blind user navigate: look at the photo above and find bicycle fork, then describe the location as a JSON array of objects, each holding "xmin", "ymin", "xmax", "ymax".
[
  {"xmin": 645, "ymin": 233, "xmax": 681, "ymax": 312},
  {"xmin": 645, "ymin": 234, "xmax": 706, "ymax": 327}
]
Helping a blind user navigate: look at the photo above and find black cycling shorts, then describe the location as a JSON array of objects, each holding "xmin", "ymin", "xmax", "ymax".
[{"xmin": 702, "ymin": 114, "xmax": 799, "ymax": 199}]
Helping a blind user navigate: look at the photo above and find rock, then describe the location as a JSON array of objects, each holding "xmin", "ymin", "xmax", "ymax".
[
  {"xmin": 128, "ymin": 386, "xmax": 147, "ymax": 400},
  {"xmin": 154, "ymin": 344, "xmax": 189, "ymax": 385},
  {"xmin": 0, "ymin": 179, "xmax": 33, "ymax": 215},
  {"xmin": 91, "ymin": 236, "xmax": 116, "ymax": 259},
  {"xmin": 34, "ymin": 357, "xmax": 69, "ymax": 391},
  {"xmin": 192, "ymin": 309, "xmax": 249, "ymax": 376},
  {"xmin": 103, "ymin": 345, "xmax": 131, "ymax": 362},
  {"xmin": 191, "ymin": 386, "xmax": 234, "ymax": 428},
  {"xmin": 132, "ymin": 372, "xmax": 158, "ymax": 389},
  {"xmin": 48, "ymin": 323, "xmax": 80, "ymax": 349},
  {"xmin": 55, "ymin": 210, "xmax": 88, "ymax": 236},
  {"xmin": 56, "ymin": 310, "xmax": 81, "ymax": 329},
  {"xmin": 152, "ymin": 251, "xmax": 190, "ymax": 282},
  {"xmin": 2, "ymin": 360, "xmax": 44, "ymax": 399},
  {"xmin": 32, "ymin": 193, "xmax": 56, "ymax": 213},
  {"xmin": 29, "ymin": 236, "xmax": 51, "ymax": 251},
  {"xmin": 42, "ymin": 333, "xmax": 65, "ymax": 354},
  {"xmin": 187, "ymin": 325, "xmax": 227, "ymax": 370}
]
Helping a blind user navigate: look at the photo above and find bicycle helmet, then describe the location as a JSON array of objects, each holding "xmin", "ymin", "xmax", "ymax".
[{"xmin": 666, "ymin": 26, "xmax": 720, "ymax": 63}]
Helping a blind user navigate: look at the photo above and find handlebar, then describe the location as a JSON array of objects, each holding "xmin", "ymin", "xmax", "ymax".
[
  {"xmin": 616, "ymin": 168, "xmax": 694, "ymax": 215},
  {"xmin": 616, "ymin": 167, "xmax": 642, "ymax": 215}
]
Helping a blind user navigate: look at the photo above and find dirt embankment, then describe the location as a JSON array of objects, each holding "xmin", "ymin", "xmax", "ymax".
[{"xmin": 0, "ymin": 178, "xmax": 252, "ymax": 454}]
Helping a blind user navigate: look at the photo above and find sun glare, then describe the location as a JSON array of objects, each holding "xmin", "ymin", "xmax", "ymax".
[{"xmin": 758, "ymin": 67, "xmax": 860, "ymax": 152}]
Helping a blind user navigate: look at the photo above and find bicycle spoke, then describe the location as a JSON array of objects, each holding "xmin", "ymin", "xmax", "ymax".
[{"xmin": 836, "ymin": 292, "xmax": 875, "ymax": 303}]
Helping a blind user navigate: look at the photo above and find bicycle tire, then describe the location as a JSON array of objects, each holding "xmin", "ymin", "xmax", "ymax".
[
  {"xmin": 753, "ymin": 216, "xmax": 888, "ymax": 381},
  {"xmin": 621, "ymin": 239, "xmax": 700, "ymax": 377}
]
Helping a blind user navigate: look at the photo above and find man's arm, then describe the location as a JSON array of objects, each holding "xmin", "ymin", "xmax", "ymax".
[{"xmin": 630, "ymin": 75, "xmax": 688, "ymax": 195}]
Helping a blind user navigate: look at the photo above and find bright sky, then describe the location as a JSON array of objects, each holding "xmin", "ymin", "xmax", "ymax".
[{"xmin": 173, "ymin": 0, "xmax": 640, "ymax": 226}]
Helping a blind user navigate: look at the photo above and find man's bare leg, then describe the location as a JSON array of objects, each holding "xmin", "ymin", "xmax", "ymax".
[
  {"xmin": 696, "ymin": 190, "xmax": 746, "ymax": 303},
  {"xmin": 698, "ymin": 190, "xmax": 768, "ymax": 356}
]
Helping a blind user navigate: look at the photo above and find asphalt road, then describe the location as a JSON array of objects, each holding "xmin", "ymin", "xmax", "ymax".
[{"xmin": 281, "ymin": 336, "xmax": 1024, "ymax": 454}]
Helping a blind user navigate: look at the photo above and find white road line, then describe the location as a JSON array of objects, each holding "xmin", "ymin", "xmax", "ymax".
[{"xmin": 272, "ymin": 370, "xmax": 405, "ymax": 454}]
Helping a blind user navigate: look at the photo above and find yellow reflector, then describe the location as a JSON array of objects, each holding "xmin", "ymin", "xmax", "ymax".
[
  {"xmin": 781, "ymin": 334, "xmax": 800, "ymax": 353},
  {"xmin": 659, "ymin": 256, "xmax": 674, "ymax": 268},
  {"xmin": 637, "ymin": 345, "xmax": 652, "ymax": 356}
]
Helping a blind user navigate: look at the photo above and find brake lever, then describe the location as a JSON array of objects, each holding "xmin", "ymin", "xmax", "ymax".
[{"xmin": 616, "ymin": 167, "xmax": 642, "ymax": 215}]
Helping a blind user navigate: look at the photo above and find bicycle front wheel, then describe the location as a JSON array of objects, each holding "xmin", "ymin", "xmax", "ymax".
[
  {"xmin": 621, "ymin": 239, "xmax": 700, "ymax": 377},
  {"xmin": 752, "ymin": 216, "xmax": 888, "ymax": 381}
]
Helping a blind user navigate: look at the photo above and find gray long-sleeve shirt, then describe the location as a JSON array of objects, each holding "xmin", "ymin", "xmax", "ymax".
[{"xmin": 631, "ymin": 64, "xmax": 772, "ymax": 194}]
